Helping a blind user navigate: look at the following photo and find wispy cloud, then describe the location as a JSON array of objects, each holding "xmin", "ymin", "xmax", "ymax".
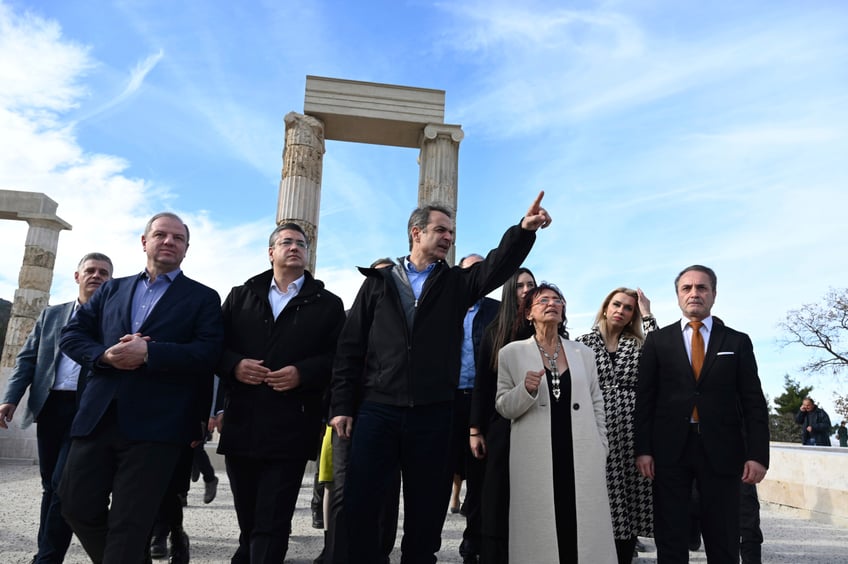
[{"xmin": 76, "ymin": 49, "xmax": 163, "ymax": 122}]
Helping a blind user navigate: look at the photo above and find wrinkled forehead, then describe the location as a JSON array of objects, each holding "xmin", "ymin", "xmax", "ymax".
[
  {"xmin": 274, "ymin": 229, "xmax": 307, "ymax": 244},
  {"xmin": 427, "ymin": 210, "xmax": 454, "ymax": 229},
  {"xmin": 80, "ymin": 259, "xmax": 112, "ymax": 274},
  {"xmin": 149, "ymin": 217, "xmax": 188, "ymax": 237}
]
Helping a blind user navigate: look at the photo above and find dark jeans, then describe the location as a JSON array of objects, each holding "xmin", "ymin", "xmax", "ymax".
[
  {"xmin": 59, "ymin": 405, "xmax": 181, "ymax": 564},
  {"xmin": 35, "ymin": 390, "xmax": 76, "ymax": 564},
  {"xmin": 345, "ymin": 401, "xmax": 453, "ymax": 564},
  {"xmin": 324, "ymin": 431, "xmax": 400, "ymax": 563},
  {"xmin": 226, "ymin": 455, "xmax": 308, "ymax": 564}
]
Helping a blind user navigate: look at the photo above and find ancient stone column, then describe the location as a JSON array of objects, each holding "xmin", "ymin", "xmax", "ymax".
[
  {"xmin": 418, "ymin": 124, "xmax": 464, "ymax": 265},
  {"xmin": 0, "ymin": 192, "xmax": 70, "ymax": 460},
  {"xmin": 277, "ymin": 112, "xmax": 325, "ymax": 274}
]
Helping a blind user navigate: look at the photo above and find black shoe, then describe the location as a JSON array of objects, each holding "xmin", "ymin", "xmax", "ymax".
[
  {"xmin": 177, "ymin": 493, "xmax": 188, "ymax": 507},
  {"xmin": 688, "ymin": 536, "xmax": 701, "ymax": 552},
  {"xmin": 150, "ymin": 534, "xmax": 168, "ymax": 559},
  {"xmin": 169, "ymin": 530, "xmax": 190, "ymax": 564},
  {"xmin": 204, "ymin": 476, "xmax": 219, "ymax": 504},
  {"xmin": 312, "ymin": 508, "xmax": 324, "ymax": 529}
]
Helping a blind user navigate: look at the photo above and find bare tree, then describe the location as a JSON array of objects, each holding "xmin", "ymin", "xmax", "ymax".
[{"xmin": 779, "ymin": 288, "xmax": 848, "ymax": 374}]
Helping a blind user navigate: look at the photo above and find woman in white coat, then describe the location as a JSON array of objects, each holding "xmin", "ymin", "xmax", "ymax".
[{"xmin": 496, "ymin": 283, "xmax": 616, "ymax": 563}]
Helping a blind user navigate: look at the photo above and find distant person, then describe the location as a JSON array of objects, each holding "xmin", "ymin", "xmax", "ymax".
[
  {"xmin": 469, "ymin": 267, "xmax": 536, "ymax": 563},
  {"xmin": 837, "ymin": 421, "xmax": 847, "ymax": 447},
  {"xmin": 216, "ymin": 222, "xmax": 345, "ymax": 563},
  {"xmin": 795, "ymin": 397, "xmax": 832, "ymax": 446},
  {"xmin": 331, "ymin": 193, "xmax": 551, "ymax": 562},
  {"xmin": 0, "ymin": 252, "xmax": 113, "ymax": 564},
  {"xmin": 576, "ymin": 287, "xmax": 656, "ymax": 564},
  {"xmin": 59, "ymin": 212, "xmax": 224, "ymax": 564},
  {"xmin": 496, "ymin": 283, "xmax": 616, "ymax": 563},
  {"xmin": 448, "ymin": 253, "xmax": 500, "ymax": 564},
  {"xmin": 635, "ymin": 264, "xmax": 770, "ymax": 562}
]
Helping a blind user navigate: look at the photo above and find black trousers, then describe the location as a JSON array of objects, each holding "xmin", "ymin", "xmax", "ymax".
[
  {"xmin": 35, "ymin": 390, "xmax": 77, "ymax": 564},
  {"xmin": 59, "ymin": 405, "xmax": 181, "ymax": 564},
  {"xmin": 449, "ymin": 389, "xmax": 485, "ymax": 560},
  {"xmin": 225, "ymin": 455, "xmax": 308, "ymax": 564},
  {"xmin": 152, "ymin": 446, "xmax": 194, "ymax": 540},
  {"xmin": 653, "ymin": 426, "xmax": 741, "ymax": 564}
]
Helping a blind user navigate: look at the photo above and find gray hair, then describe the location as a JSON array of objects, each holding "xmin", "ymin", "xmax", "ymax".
[
  {"xmin": 77, "ymin": 253, "xmax": 113, "ymax": 273},
  {"xmin": 144, "ymin": 212, "xmax": 190, "ymax": 244},
  {"xmin": 407, "ymin": 203, "xmax": 454, "ymax": 251},
  {"xmin": 674, "ymin": 264, "xmax": 717, "ymax": 293},
  {"xmin": 268, "ymin": 222, "xmax": 309, "ymax": 248}
]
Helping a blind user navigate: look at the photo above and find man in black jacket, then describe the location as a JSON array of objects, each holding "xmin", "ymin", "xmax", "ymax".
[
  {"xmin": 217, "ymin": 222, "xmax": 346, "ymax": 563},
  {"xmin": 331, "ymin": 193, "xmax": 551, "ymax": 563},
  {"xmin": 795, "ymin": 397, "xmax": 832, "ymax": 446}
]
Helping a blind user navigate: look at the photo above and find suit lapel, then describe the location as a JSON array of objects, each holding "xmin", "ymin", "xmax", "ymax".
[
  {"xmin": 699, "ymin": 320, "xmax": 726, "ymax": 381},
  {"xmin": 139, "ymin": 272, "xmax": 186, "ymax": 333}
]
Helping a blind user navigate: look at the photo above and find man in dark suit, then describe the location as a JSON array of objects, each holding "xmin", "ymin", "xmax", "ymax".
[
  {"xmin": 216, "ymin": 222, "xmax": 345, "ymax": 563},
  {"xmin": 635, "ymin": 264, "xmax": 769, "ymax": 563},
  {"xmin": 59, "ymin": 212, "xmax": 224, "ymax": 564},
  {"xmin": 1, "ymin": 252, "xmax": 112, "ymax": 563}
]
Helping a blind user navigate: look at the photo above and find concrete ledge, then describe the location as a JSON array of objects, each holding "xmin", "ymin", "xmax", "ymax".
[{"xmin": 759, "ymin": 442, "xmax": 848, "ymax": 527}]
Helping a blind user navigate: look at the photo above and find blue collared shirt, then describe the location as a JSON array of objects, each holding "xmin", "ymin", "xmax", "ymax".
[
  {"xmin": 53, "ymin": 301, "xmax": 81, "ymax": 391},
  {"xmin": 458, "ymin": 301, "xmax": 480, "ymax": 389},
  {"xmin": 131, "ymin": 269, "xmax": 181, "ymax": 332},
  {"xmin": 403, "ymin": 257, "xmax": 436, "ymax": 300}
]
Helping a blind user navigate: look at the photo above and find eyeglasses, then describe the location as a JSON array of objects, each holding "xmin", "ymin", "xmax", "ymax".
[
  {"xmin": 533, "ymin": 297, "xmax": 564, "ymax": 306},
  {"xmin": 275, "ymin": 238, "xmax": 308, "ymax": 249}
]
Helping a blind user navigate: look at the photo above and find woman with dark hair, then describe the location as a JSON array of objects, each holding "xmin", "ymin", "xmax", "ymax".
[
  {"xmin": 496, "ymin": 283, "xmax": 615, "ymax": 563},
  {"xmin": 576, "ymin": 287, "xmax": 657, "ymax": 563},
  {"xmin": 469, "ymin": 267, "xmax": 535, "ymax": 563}
]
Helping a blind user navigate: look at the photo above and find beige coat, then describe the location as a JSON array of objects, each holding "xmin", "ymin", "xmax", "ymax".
[{"xmin": 496, "ymin": 337, "xmax": 616, "ymax": 563}]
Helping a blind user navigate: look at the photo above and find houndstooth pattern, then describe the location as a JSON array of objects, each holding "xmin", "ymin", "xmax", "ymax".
[{"xmin": 577, "ymin": 319, "xmax": 657, "ymax": 539}]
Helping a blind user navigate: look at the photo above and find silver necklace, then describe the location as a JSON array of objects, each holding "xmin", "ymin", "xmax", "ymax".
[{"xmin": 535, "ymin": 337, "xmax": 561, "ymax": 401}]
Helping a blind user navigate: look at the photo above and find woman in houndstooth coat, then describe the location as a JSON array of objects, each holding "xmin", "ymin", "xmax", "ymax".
[{"xmin": 577, "ymin": 287, "xmax": 657, "ymax": 564}]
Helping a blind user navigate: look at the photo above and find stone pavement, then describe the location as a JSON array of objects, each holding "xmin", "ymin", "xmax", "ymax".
[{"xmin": 1, "ymin": 461, "xmax": 847, "ymax": 563}]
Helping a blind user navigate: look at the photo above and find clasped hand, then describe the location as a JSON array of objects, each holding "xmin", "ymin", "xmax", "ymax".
[
  {"xmin": 103, "ymin": 333, "xmax": 150, "ymax": 370},
  {"xmin": 235, "ymin": 359, "xmax": 300, "ymax": 392}
]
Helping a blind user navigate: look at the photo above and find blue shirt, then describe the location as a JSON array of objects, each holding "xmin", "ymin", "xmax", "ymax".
[
  {"xmin": 131, "ymin": 269, "xmax": 181, "ymax": 332},
  {"xmin": 458, "ymin": 301, "xmax": 480, "ymax": 389},
  {"xmin": 403, "ymin": 257, "xmax": 436, "ymax": 300}
]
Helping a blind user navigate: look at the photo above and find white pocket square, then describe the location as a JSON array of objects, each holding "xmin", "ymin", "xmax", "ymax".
[{"xmin": 716, "ymin": 351, "xmax": 735, "ymax": 356}]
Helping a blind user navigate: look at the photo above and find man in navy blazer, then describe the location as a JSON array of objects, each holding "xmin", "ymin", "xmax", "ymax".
[
  {"xmin": 59, "ymin": 212, "xmax": 224, "ymax": 564},
  {"xmin": 635, "ymin": 265, "xmax": 769, "ymax": 563},
  {"xmin": 1, "ymin": 252, "xmax": 113, "ymax": 563}
]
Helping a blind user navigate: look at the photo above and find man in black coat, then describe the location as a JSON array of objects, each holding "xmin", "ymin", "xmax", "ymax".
[
  {"xmin": 216, "ymin": 222, "xmax": 346, "ymax": 563},
  {"xmin": 795, "ymin": 397, "xmax": 832, "ymax": 446},
  {"xmin": 331, "ymin": 192, "xmax": 551, "ymax": 563},
  {"xmin": 635, "ymin": 264, "xmax": 770, "ymax": 563}
]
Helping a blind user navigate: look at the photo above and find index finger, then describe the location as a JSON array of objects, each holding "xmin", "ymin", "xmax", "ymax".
[{"xmin": 528, "ymin": 190, "xmax": 545, "ymax": 214}]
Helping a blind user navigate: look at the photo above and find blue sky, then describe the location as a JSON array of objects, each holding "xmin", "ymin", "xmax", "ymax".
[{"xmin": 1, "ymin": 0, "xmax": 847, "ymax": 417}]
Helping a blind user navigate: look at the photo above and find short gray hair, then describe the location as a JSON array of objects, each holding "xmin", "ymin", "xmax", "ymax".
[
  {"xmin": 268, "ymin": 222, "xmax": 309, "ymax": 248},
  {"xmin": 407, "ymin": 203, "xmax": 454, "ymax": 251},
  {"xmin": 144, "ymin": 212, "xmax": 190, "ymax": 244},
  {"xmin": 77, "ymin": 252, "xmax": 113, "ymax": 273}
]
